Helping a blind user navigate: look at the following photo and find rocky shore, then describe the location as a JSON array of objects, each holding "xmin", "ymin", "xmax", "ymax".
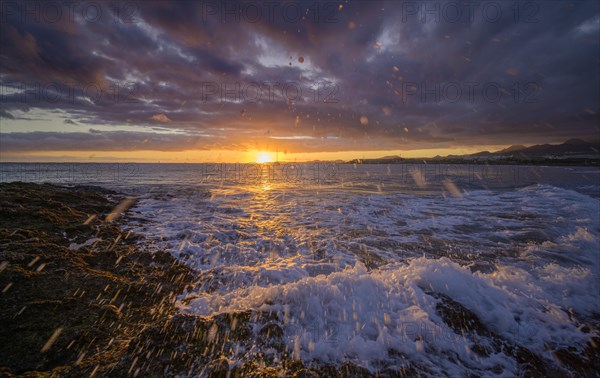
[
  {"xmin": 0, "ymin": 183, "xmax": 196, "ymax": 377},
  {"xmin": 0, "ymin": 183, "xmax": 410, "ymax": 377},
  {"xmin": 1, "ymin": 182, "xmax": 598, "ymax": 377}
]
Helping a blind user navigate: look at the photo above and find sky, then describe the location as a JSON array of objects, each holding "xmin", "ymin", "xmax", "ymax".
[{"xmin": 0, "ymin": 0, "xmax": 599, "ymax": 163}]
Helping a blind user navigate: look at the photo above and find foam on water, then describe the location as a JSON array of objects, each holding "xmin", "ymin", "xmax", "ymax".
[
  {"xmin": 7, "ymin": 163, "xmax": 596, "ymax": 373},
  {"xmin": 122, "ymin": 178, "xmax": 599, "ymax": 375},
  {"xmin": 179, "ymin": 256, "xmax": 596, "ymax": 375}
]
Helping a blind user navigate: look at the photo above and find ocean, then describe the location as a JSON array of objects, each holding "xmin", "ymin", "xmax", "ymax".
[{"xmin": 2, "ymin": 162, "xmax": 599, "ymax": 375}]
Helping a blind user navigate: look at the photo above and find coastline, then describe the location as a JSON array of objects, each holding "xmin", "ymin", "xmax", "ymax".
[
  {"xmin": 1, "ymin": 182, "xmax": 598, "ymax": 377},
  {"xmin": 0, "ymin": 183, "xmax": 414, "ymax": 377}
]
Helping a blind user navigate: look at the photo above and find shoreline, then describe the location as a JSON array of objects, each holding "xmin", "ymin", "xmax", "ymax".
[
  {"xmin": 0, "ymin": 183, "xmax": 416, "ymax": 377},
  {"xmin": 1, "ymin": 182, "xmax": 598, "ymax": 377}
]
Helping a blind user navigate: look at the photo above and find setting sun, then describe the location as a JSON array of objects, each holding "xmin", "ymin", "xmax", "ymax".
[
  {"xmin": 255, "ymin": 151, "xmax": 276, "ymax": 164},
  {"xmin": 1, "ymin": 1, "xmax": 600, "ymax": 376}
]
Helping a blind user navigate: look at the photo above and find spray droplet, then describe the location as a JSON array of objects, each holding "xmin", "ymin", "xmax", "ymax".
[
  {"xmin": 443, "ymin": 179, "xmax": 462, "ymax": 198},
  {"xmin": 41, "ymin": 328, "xmax": 63, "ymax": 352},
  {"xmin": 106, "ymin": 197, "xmax": 135, "ymax": 222}
]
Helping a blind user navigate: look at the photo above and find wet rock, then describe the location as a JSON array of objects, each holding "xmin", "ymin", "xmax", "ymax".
[
  {"xmin": 0, "ymin": 183, "xmax": 195, "ymax": 376},
  {"xmin": 338, "ymin": 362, "xmax": 372, "ymax": 377},
  {"xmin": 549, "ymin": 336, "xmax": 600, "ymax": 377},
  {"xmin": 291, "ymin": 368, "xmax": 320, "ymax": 377},
  {"xmin": 203, "ymin": 357, "xmax": 230, "ymax": 378},
  {"xmin": 434, "ymin": 293, "xmax": 489, "ymax": 336},
  {"xmin": 467, "ymin": 261, "xmax": 496, "ymax": 274},
  {"xmin": 432, "ymin": 291, "xmax": 551, "ymax": 377},
  {"xmin": 260, "ymin": 323, "xmax": 284, "ymax": 339},
  {"xmin": 512, "ymin": 229, "xmax": 552, "ymax": 244}
]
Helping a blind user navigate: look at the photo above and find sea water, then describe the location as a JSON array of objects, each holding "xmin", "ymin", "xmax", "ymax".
[{"xmin": 2, "ymin": 162, "xmax": 599, "ymax": 375}]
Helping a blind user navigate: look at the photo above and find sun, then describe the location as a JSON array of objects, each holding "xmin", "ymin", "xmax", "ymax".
[{"xmin": 255, "ymin": 151, "xmax": 276, "ymax": 164}]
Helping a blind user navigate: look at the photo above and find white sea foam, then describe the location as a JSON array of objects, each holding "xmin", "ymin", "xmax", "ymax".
[
  {"xmin": 122, "ymin": 172, "xmax": 599, "ymax": 374},
  {"xmin": 2, "ymin": 163, "xmax": 597, "ymax": 372}
]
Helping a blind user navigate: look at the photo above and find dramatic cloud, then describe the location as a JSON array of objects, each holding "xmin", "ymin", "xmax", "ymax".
[
  {"xmin": 149, "ymin": 114, "xmax": 172, "ymax": 123},
  {"xmin": 1, "ymin": 0, "xmax": 599, "ymax": 157}
]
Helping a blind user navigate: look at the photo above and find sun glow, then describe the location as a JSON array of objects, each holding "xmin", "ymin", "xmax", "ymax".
[{"xmin": 255, "ymin": 151, "xmax": 276, "ymax": 164}]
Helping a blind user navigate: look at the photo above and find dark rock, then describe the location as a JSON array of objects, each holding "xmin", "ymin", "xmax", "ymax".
[
  {"xmin": 260, "ymin": 323, "xmax": 284, "ymax": 339},
  {"xmin": 0, "ymin": 183, "xmax": 195, "ymax": 376},
  {"xmin": 203, "ymin": 357, "xmax": 230, "ymax": 378},
  {"xmin": 434, "ymin": 293, "xmax": 489, "ymax": 336},
  {"xmin": 338, "ymin": 362, "xmax": 372, "ymax": 377},
  {"xmin": 431, "ymin": 291, "xmax": 551, "ymax": 377}
]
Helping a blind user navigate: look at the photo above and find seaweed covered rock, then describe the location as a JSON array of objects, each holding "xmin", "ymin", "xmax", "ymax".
[{"xmin": 0, "ymin": 183, "xmax": 194, "ymax": 376}]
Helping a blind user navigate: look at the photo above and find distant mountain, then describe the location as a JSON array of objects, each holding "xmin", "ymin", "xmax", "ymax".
[
  {"xmin": 469, "ymin": 150, "xmax": 492, "ymax": 157},
  {"xmin": 496, "ymin": 144, "xmax": 527, "ymax": 154},
  {"xmin": 345, "ymin": 139, "xmax": 599, "ymax": 164},
  {"xmin": 379, "ymin": 155, "xmax": 402, "ymax": 160},
  {"xmin": 348, "ymin": 155, "xmax": 404, "ymax": 164},
  {"xmin": 564, "ymin": 138, "xmax": 588, "ymax": 145},
  {"xmin": 487, "ymin": 139, "xmax": 600, "ymax": 158}
]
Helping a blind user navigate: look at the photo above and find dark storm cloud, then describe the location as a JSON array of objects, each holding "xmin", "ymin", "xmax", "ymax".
[
  {"xmin": 0, "ymin": 130, "xmax": 206, "ymax": 151},
  {"xmin": 0, "ymin": 0, "xmax": 598, "ymax": 153}
]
